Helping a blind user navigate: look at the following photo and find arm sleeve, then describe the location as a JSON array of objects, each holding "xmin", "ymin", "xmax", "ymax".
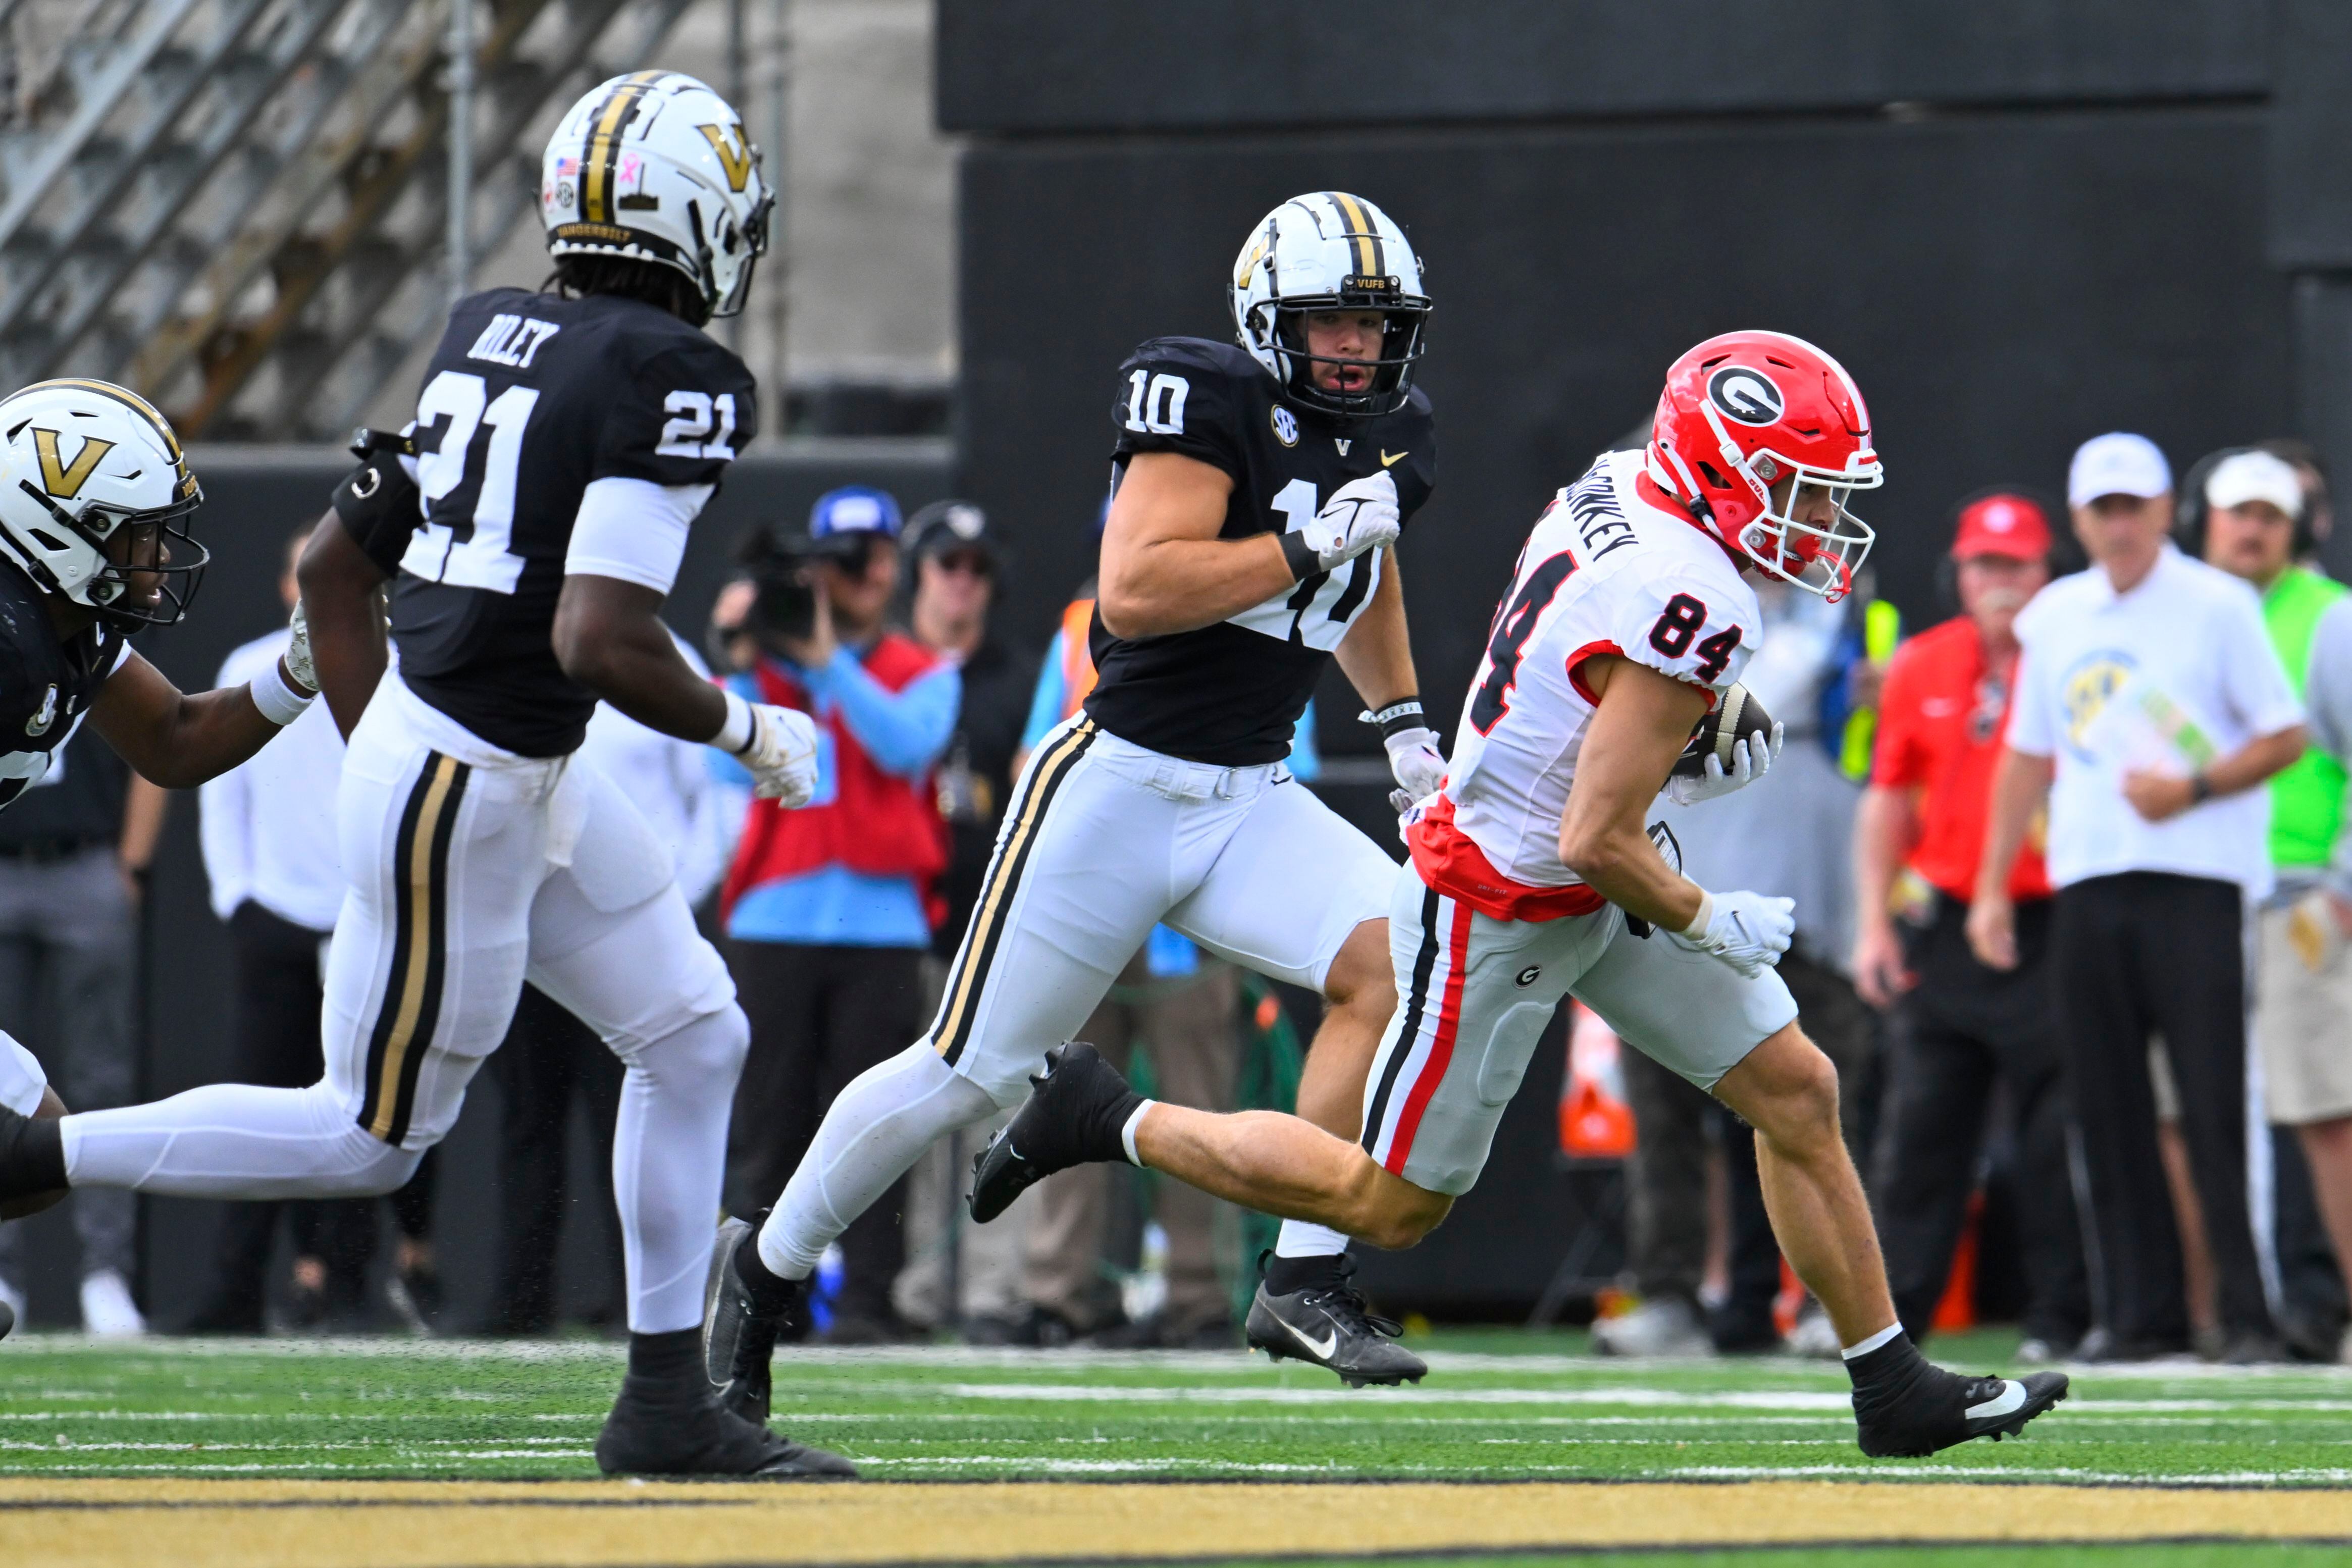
[
  {"xmin": 2005, "ymin": 647, "xmax": 2056, "ymax": 757},
  {"xmin": 2305, "ymin": 600, "xmax": 2352, "ymax": 762},
  {"xmin": 1021, "ymin": 632, "xmax": 1070, "ymax": 751},
  {"xmin": 803, "ymin": 654, "xmax": 960, "ymax": 778},
  {"xmin": 563, "ymin": 477, "xmax": 714, "ymax": 595},
  {"xmin": 1109, "ymin": 341, "xmax": 1247, "ymax": 482},
  {"xmin": 2219, "ymin": 590, "xmax": 2306, "ymax": 738},
  {"xmin": 330, "ymin": 454, "xmax": 424, "ymax": 579},
  {"xmin": 595, "ymin": 340, "xmax": 761, "ymax": 488}
]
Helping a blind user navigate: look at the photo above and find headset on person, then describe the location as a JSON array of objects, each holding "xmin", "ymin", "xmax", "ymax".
[{"xmin": 2173, "ymin": 444, "xmax": 2324, "ymax": 561}]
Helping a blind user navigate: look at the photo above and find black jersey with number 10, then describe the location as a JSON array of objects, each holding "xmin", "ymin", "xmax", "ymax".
[
  {"xmin": 1086, "ymin": 337, "xmax": 1436, "ymax": 766},
  {"xmin": 389, "ymin": 286, "xmax": 756, "ymax": 757}
]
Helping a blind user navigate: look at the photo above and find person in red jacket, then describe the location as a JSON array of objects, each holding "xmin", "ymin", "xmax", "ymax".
[
  {"xmin": 1853, "ymin": 491, "xmax": 2086, "ymax": 1358},
  {"xmin": 715, "ymin": 487, "xmax": 958, "ymax": 1341}
]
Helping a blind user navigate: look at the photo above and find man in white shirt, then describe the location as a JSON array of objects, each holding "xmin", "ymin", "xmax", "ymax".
[{"xmin": 1972, "ymin": 432, "xmax": 2307, "ymax": 1362}]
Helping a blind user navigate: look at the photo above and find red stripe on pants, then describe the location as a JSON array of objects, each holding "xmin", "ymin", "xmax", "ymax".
[{"xmin": 1382, "ymin": 897, "xmax": 1474, "ymax": 1174}]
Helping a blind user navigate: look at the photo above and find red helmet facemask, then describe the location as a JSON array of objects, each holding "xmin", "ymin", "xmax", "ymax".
[{"xmin": 1644, "ymin": 331, "xmax": 1882, "ymax": 602}]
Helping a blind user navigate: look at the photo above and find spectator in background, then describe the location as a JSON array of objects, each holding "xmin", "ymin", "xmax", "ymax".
[
  {"xmin": 2187, "ymin": 447, "xmax": 2352, "ymax": 1358},
  {"xmin": 1604, "ymin": 577, "xmax": 1877, "ymax": 1358},
  {"xmin": 718, "ymin": 486, "xmax": 959, "ymax": 1341},
  {"xmin": 186, "ymin": 526, "xmax": 378, "ymax": 1333},
  {"xmin": 482, "ymin": 626, "xmax": 741, "ymax": 1336},
  {"xmin": 1855, "ymin": 493, "xmax": 2087, "ymax": 1359},
  {"xmin": 0, "ymin": 698, "xmax": 164, "ymax": 1335},
  {"xmin": 888, "ymin": 501, "xmax": 1039, "ymax": 1334},
  {"xmin": 1973, "ymin": 432, "xmax": 2305, "ymax": 1362}
]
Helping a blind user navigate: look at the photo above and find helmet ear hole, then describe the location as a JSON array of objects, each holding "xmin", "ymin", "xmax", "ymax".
[
  {"xmin": 26, "ymin": 528, "xmax": 68, "ymax": 555},
  {"xmin": 1697, "ymin": 461, "xmax": 1727, "ymax": 490}
]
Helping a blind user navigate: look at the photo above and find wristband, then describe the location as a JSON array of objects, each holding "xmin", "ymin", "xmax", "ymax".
[
  {"xmin": 1678, "ymin": 890, "xmax": 1715, "ymax": 942},
  {"xmin": 1360, "ymin": 699, "xmax": 1426, "ymax": 741},
  {"xmin": 712, "ymin": 688, "xmax": 757, "ymax": 754},
  {"xmin": 2188, "ymin": 771, "xmax": 2214, "ymax": 805},
  {"xmin": 249, "ymin": 659, "xmax": 317, "ymax": 726},
  {"xmin": 1279, "ymin": 531, "xmax": 1320, "ymax": 582}
]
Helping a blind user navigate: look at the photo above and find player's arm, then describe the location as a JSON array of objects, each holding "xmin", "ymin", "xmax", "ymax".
[
  {"xmin": 1335, "ymin": 546, "xmax": 1443, "ymax": 802},
  {"xmin": 553, "ymin": 574, "xmax": 728, "ymax": 742},
  {"xmin": 295, "ymin": 510, "xmax": 391, "ymax": 740},
  {"xmin": 86, "ymin": 649, "xmax": 298, "ymax": 789},
  {"xmin": 1556, "ymin": 655, "xmax": 1711, "ymax": 930},
  {"xmin": 1096, "ymin": 452, "xmax": 1285, "ymax": 637}
]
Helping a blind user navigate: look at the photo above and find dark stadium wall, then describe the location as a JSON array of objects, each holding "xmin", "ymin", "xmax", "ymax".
[
  {"xmin": 12, "ymin": 445, "xmax": 950, "ymax": 1328},
  {"xmin": 947, "ymin": 2, "xmax": 2313, "ymax": 1314}
]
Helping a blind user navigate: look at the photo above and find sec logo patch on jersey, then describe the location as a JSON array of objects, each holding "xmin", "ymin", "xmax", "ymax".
[{"xmin": 1270, "ymin": 405, "xmax": 1298, "ymax": 446}]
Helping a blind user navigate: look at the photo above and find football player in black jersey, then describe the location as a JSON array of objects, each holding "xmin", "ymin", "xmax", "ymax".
[
  {"xmin": 0, "ymin": 74, "xmax": 844, "ymax": 1478},
  {"xmin": 706, "ymin": 192, "xmax": 1442, "ymax": 1404},
  {"xmin": 0, "ymin": 377, "xmax": 353, "ymax": 1340}
]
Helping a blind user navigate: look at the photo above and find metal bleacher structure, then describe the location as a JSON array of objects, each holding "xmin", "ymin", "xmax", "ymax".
[{"xmin": 0, "ymin": 0, "xmax": 692, "ymax": 440}]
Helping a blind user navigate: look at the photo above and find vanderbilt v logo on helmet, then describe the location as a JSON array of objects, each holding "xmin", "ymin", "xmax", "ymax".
[
  {"xmin": 1231, "ymin": 191, "xmax": 1432, "ymax": 420},
  {"xmin": 0, "ymin": 380, "xmax": 208, "ymax": 626},
  {"xmin": 542, "ymin": 72, "xmax": 772, "ymax": 319}
]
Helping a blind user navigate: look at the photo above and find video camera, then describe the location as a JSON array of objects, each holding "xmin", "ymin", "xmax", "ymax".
[{"xmin": 734, "ymin": 525, "xmax": 871, "ymax": 647}]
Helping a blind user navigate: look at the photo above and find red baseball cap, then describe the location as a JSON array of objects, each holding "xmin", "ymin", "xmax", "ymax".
[{"xmin": 1951, "ymin": 493, "xmax": 2053, "ymax": 560}]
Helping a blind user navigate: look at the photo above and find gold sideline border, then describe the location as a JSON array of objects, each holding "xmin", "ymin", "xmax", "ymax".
[{"xmin": 5, "ymin": 1478, "xmax": 2352, "ymax": 1567}]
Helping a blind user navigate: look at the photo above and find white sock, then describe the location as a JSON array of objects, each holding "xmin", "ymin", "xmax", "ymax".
[
  {"xmin": 60, "ymin": 1081, "xmax": 421, "ymax": 1199},
  {"xmin": 1841, "ymin": 1322, "xmax": 1904, "ymax": 1359},
  {"xmin": 758, "ymin": 1042, "xmax": 998, "ymax": 1281},
  {"xmin": 611, "ymin": 1005, "xmax": 748, "ymax": 1335},
  {"xmin": 1275, "ymin": 1220, "xmax": 1351, "ymax": 1258},
  {"xmin": 1120, "ymin": 1100, "xmax": 1154, "ymax": 1167}
]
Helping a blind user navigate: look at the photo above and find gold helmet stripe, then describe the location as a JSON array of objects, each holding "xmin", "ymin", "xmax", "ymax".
[
  {"xmin": 581, "ymin": 77, "xmax": 661, "ymax": 226},
  {"xmin": 22, "ymin": 378, "xmax": 183, "ymax": 462},
  {"xmin": 1327, "ymin": 191, "xmax": 1383, "ymax": 280}
]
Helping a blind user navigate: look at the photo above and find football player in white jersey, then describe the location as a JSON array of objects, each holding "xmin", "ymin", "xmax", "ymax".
[{"xmin": 974, "ymin": 332, "xmax": 2068, "ymax": 1456}]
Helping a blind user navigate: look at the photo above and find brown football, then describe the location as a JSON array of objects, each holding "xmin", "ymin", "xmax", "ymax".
[
  {"xmin": 1670, "ymin": 683, "xmax": 1773, "ymax": 779},
  {"xmin": 1, "ymin": 1084, "xmax": 68, "ymax": 1221}
]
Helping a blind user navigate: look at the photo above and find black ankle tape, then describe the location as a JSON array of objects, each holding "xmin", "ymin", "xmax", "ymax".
[
  {"xmin": 1844, "ymin": 1329, "xmax": 1925, "ymax": 1393},
  {"xmin": 5, "ymin": 1115, "xmax": 63, "ymax": 1193},
  {"xmin": 627, "ymin": 1326, "xmax": 702, "ymax": 1383},
  {"xmin": 1264, "ymin": 1250, "xmax": 1347, "ymax": 1297},
  {"xmin": 732, "ymin": 1233, "xmax": 798, "ymax": 1312}
]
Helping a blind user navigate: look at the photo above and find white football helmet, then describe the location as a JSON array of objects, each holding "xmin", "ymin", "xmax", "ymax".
[
  {"xmin": 1230, "ymin": 191, "xmax": 1431, "ymax": 419},
  {"xmin": 541, "ymin": 71, "xmax": 771, "ymax": 320},
  {"xmin": 0, "ymin": 380, "xmax": 205, "ymax": 626}
]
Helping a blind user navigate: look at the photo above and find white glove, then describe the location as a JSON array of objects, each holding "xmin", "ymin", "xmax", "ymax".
[
  {"xmin": 1663, "ymin": 722, "xmax": 1783, "ymax": 807},
  {"xmin": 1383, "ymin": 724, "xmax": 1446, "ymax": 802},
  {"xmin": 723, "ymin": 700, "xmax": 821, "ymax": 807},
  {"xmin": 285, "ymin": 601, "xmax": 320, "ymax": 694},
  {"xmin": 1666, "ymin": 888, "xmax": 1796, "ymax": 976},
  {"xmin": 1302, "ymin": 471, "xmax": 1401, "ymax": 571}
]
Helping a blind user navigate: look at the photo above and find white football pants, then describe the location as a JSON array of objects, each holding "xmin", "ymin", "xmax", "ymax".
[{"xmin": 60, "ymin": 676, "xmax": 744, "ymax": 1334}]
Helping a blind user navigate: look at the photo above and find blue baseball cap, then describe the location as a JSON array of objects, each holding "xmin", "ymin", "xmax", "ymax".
[{"xmin": 809, "ymin": 485, "xmax": 902, "ymax": 539}]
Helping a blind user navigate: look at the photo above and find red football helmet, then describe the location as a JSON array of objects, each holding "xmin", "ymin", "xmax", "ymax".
[{"xmin": 1645, "ymin": 331, "xmax": 1882, "ymax": 602}]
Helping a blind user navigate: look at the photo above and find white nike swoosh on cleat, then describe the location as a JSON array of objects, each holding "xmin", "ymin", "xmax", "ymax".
[
  {"xmin": 1281, "ymin": 1313, "xmax": 1340, "ymax": 1362},
  {"xmin": 1964, "ymin": 1380, "xmax": 2028, "ymax": 1421}
]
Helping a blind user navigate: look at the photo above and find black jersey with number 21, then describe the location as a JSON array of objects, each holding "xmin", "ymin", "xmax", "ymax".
[
  {"xmin": 1087, "ymin": 337, "xmax": 1436, "ymax": 766},
  {"xmin": 389, "ymin": 286, "xmax": 756, "ymax": 757}
]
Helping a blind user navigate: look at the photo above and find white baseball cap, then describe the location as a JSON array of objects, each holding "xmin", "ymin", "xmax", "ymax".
[
  {"xmin": 2067, "ymin": 432, "xmax": 2172, "ymax": 508},
  {"xmin": 2204, "ymin": 449, "xmax": 2304, "ymax": 518}
]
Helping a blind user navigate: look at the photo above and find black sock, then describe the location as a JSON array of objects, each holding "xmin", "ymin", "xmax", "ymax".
[
  {"xmin": 1844, "ymin": 1329, "xmax": 1930, "ymax": 1407},
  {"xmin": 626, "ymin": 1326, "xmax": 702, "ymax": 1385},
  {"xmin": 1263, "ymin": 1249, "xmax": 1348, "ymax": 1297},
  {"xmin": 730, "ymin": 1231, "xmax": 799, "ymax": 1314},
  {"xmin": 1085, "ymin": 1082, "xmax": 1147, "ymax": 1165},
  {"xmin": 1, "ymin": 1114, "xmax": 64, "ymax": 1194}
]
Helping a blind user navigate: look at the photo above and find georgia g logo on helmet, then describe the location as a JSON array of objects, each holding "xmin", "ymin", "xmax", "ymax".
[{"xmin": 1707, "ymin": 365, "xmax": 1784, "ymax": 427}]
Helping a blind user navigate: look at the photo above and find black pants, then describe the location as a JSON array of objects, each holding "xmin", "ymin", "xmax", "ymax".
[
  {"xmin": 1873, "ymin": 894, "xmax": 2088, "ymax": 1346},
  {"xmin": 725, "ymin": 942, "xmax": 924, "ymax": 1319},
  {"xmin": 484, "ymin": 985, "xmax": 623, "ymax": 1334},
  {"xmin": 2055, "ymin": 872, "xmax": 2270, "ymax": 1345}
]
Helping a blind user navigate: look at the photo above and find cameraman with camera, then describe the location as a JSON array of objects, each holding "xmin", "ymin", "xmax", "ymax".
[{"xmin": 713, "ymin": 487, "xmax": 960, "ymax": 1342}]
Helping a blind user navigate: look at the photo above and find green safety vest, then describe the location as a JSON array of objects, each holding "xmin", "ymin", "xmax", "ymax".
[{"xmin": 2265, "ymin": 565, "xmax": 2349, "ymax": 869}]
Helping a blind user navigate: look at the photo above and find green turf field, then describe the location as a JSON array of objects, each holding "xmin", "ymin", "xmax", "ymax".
[
  {"xmin": 7, "ymin": 1328, "xmax": 2352, "ymax": 1565},
  {"xmin": 2, "ymin": 1326, "xmax": 2348, "ymax": 1484}
]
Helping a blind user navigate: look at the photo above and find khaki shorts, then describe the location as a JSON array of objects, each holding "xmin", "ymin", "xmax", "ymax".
[{"xmin": 2256, "ymin": 897, "xmax": 2352, "ymax": 1125}]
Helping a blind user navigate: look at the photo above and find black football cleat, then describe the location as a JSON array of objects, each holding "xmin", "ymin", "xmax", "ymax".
[
  {"xmin": 0, "ymin": 1295, "xmax": 13, "ymax": 1341},
  {"xmin": 703, "ymin": 1214, "xmax": 809, "ymax": 1426},
  {"xmin": 0, "ymin": 1099, "xmax": 68, "ymax": 1212},
  {"xmin": 1245, "ymin": 1258, "xmax": 1428, "ymax": 1388},
  {"xmin": 1854, "ymin": 1362, "xmax": 2069, "ymax": 1457},
  {"xmin": 594, "ymin": 1373, "xmax": 854, "ymax": 1480},
  {"xmin": 968, "ymin": 1042, "xmax": 1140, "ymax": 1224}
]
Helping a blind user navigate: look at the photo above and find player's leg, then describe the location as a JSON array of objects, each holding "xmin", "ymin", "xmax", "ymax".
[
  {"xmin": 521, "ymin": 763, "xmax": 848, "ymax": 1479},
  {"xmin": 3, "ymin": 716, "xmax": 535, "ymax": 1211},
  {"xmin": 1573, "ymin": 924, "xmax": 2067, "ymax": 1456},
  {"xmin": 1160, "ymin": 775, "xmax": 1399, "ymax": 1320}
]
